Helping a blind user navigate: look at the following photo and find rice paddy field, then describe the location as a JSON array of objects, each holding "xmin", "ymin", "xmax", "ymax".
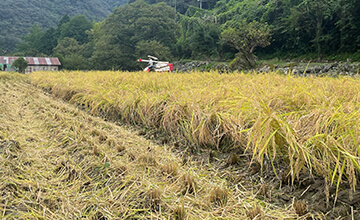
[{"xmin": 1, "ymin": 70, "xmax": 360, "ymax": 219}]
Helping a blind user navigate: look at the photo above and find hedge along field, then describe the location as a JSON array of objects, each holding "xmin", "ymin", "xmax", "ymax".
[{"xmin": 30, "ymin": 70, "xmax": 360, "ymax": 198}]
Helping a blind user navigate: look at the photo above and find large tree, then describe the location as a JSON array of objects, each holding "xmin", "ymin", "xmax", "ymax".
[
  {"xmin": 38, "ymin": 27, "xmax": 58, "ymax": 55},
  {"xmin": 221, "ymin": 19, "xmax": 271, "ymax": 69},
  {"xmin": 16, "ymin": 24, "xmax": 45, "ymax": 56},
  {"xmin": 135, "ymin": 40, "xmax": 172, "ymax": 61},
  {"xmin": 177, "ymin": 13, "xmax": 221, "ymax": 59},
  {"xmin": 282, "ymin": 0, "xmax": 338, "ymax": 58},
  {"xmin": 336, "ymin": 0, "xmax": 360, "ymax": 53},
  {"xmin": 53, "ymin": 37, "xmax": 90, "ymax": 70},
  {"xmin": 59, "ymin": 15, "xmax": 93, "ymax": 45},
  {"xmin": 91, "ymin": 0, "xmax": 176, "ymax": 70},
  {"xmin": 12, "ymin": 57, "xmax": 29, "ymax": 73}
]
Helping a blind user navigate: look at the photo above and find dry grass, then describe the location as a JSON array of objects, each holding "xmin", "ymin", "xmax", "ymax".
[
  {"xmin": 162, "ymin": 161, "xmax": 179, "ymax": 178},
  {"xmin": 181, "ymin": 172, "xmax": 197, "ymax": 195},
  {"xmin": 147, "ymin": 188, "xmax": 162, "ymax": 210},
  {"xmin": 209, "ymin": 186, "xmax": 229, "ymax": 206},
  {"xmin": 173, "ymin": 203, "xmax": 186, "ymax": 220},
  {"xmin": 29, "ymin": 70, "xmax": 360, "ymax": 195},
  {"xmin": 247, "ymin": 205, "xmax": 264, "ymax": 219},
  {"xmin": 0, "ymin": 73, "xmax": 295, "ymax": 219},
  {"xmin": 293, "ymin": 199, "xmax": 308, "ymax": 217}
]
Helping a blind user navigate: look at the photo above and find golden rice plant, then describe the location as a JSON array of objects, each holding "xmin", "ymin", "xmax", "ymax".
[{"xmin": 30, "ymin": 70, "xmax": 360, "ymax": 193}]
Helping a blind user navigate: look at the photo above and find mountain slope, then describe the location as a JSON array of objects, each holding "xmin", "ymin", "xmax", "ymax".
[{"xmin": 0, "ymin": 0, "xmax": 128, "ymax": 52}]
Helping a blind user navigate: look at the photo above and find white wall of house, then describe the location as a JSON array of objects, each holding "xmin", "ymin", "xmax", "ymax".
[{"xmin": 25, "ymin": 66, "xmax": 59, "ymax": 74}]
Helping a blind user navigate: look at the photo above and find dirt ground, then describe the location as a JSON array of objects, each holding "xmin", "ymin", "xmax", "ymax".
[{"xmin": 0, "ymin": 76, "xmax": 359, "ymax": 219}]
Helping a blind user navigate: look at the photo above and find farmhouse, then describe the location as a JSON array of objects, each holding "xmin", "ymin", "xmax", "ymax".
[{"xmin": 0, "ymin": 56, "xmax": 61, "ymax": 74}]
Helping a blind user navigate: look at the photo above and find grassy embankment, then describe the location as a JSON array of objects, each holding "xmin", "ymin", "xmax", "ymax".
[
  {"xmin": 1, "ymin": 72, "xmax": 296, "ymax": 219},
  {"xmin": 30, "ymin": 70, "xmax": 360, "ymax": 198}
]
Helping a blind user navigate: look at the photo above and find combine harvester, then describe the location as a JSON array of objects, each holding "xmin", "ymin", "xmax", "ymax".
[{"xmin": 138, "ymin": 55, "xmax": 173, "ymax": 72}]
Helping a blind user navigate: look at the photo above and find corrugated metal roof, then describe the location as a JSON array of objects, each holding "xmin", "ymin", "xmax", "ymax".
[
  {"xmin": 34, "ymin": 57, "xmax": 39, "ymax": 65},
  {"xmin": 0, "ymin": 56, "xmax": 61, "ymax": 66},
  {"xmin": 45, "ymin": 58, "xmax": 51, "ymax": 65}
]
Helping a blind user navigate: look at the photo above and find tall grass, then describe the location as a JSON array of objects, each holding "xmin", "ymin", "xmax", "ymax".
[{"xmin": 30, "ymin": 70, "xmax": 360, "ymax": 192}]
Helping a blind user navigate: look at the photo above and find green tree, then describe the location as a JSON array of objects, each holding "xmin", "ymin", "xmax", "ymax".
[
  {"xmin": 53, "ymin": 15, "xmax": 71, "ymax": 42},
  {"xmin": 336, "ymin": 0, "xmax": 360, "ymax": 53},
  {"xmin": 177, "ymin": 14, "xmax": 220, "ymax": 59},
  {"xmin": 38, "ymin": 27, "xmax": 58, "ymax": 55},
  {"xmin": 53, "ymin": 37, "xmax": 90, "ymax": 70},
  {"xmin": 221, "ymin": 19, "xmax": 271, "ymax": 69},
  {"xmin": 135, "ymin": 40, "xmax": 172, "ymax": 61},
  {"xmin": 61, "ymin": 54, "xmax": 89, "ymax": 70},
  {"xmin": 91, "ymin": 0, "xmax": 176, "ymax": 70},
  {"xmin": 16, "ymin": 24, "xmax": 45, "ymax": 56},
  {"xmin": 129, "ymin": 2, "xmax": 177, "ymax": 48},
  {"xmin": 12, "ymin": 57, "xmax": 29, "ymax": 73},
  {"xmin": 283, "ymin": 0, "xmax": 338, "ymax": 58},
  {"xmin": 91, "ymin": 33, "xmax": 135, "ymax": 70},
  {"xmin": 58, "ymin": 14, "xmax": 71, "ymax": 27},
  {"xmin": 17, "ymin": 14, "xmax": 94, "ymax": 58},
  {"xmin": 128, "ymin": 0, "xmax": 206, "ymax": 14},
  {"xmin": 53, "ymin": 37, "xmax": 83, "ymax": 55},
  {"xmin": 59, "ymin": 15, "xmax": 93, "ymax": 45}
]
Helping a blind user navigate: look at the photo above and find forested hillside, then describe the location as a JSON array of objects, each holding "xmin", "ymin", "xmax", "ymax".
[
  {"xmin": 6, "ymin": 0, "xmax": 360, "ymax": 71},
  {"xmin": 175, "ymin": 0, "xmax": 360, "ymax": 61},
  {"xmin": 0, "ymin": 0, "xmax": 128, "ymax": 52}
]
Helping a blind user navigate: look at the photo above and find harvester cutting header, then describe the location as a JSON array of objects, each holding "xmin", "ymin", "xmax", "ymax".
[{"xmin": 138, "ymin": 55, "xmax": 173, "ymax": 72}]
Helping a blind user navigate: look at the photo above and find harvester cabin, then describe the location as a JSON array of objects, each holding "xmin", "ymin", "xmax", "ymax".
[{"xmin": 0, "ymin": 56, "xmax": 61, "ymax": 74}]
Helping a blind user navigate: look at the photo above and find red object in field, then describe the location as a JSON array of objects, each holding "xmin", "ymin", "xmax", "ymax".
[
  {"xmin": 138, "ymin": 59, "xmax": 142, "ymax": 62},
  {"xmin": 167, "ymin": 63, "xmax": 173, "ymax": 71}
]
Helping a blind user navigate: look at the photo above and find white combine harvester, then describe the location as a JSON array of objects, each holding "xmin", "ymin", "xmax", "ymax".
[{"xmin": 138, "ymin": 55, "xmax": 173, "ymax": 72}]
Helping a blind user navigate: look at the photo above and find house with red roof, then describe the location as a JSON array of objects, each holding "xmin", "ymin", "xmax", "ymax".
[{"xmin": 0, "ymin": 56, "xmax": 61, "ymax": 74}]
